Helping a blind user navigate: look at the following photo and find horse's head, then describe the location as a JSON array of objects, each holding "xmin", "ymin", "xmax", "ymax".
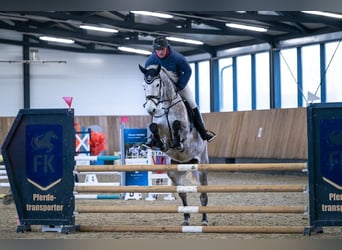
[{"xmin": 139, "ymin": 64, "xmax": 162, "ymax": 115}]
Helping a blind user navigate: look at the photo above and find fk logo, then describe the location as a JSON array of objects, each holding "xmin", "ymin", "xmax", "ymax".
[{"xmin": 26, "ymin": 125, "xmax": 63, "ymax": 191}]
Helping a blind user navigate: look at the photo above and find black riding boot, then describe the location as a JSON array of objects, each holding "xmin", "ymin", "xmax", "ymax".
[{"xmin": 192, "ymin": 108, "xmax": 216, "ymax": 142}]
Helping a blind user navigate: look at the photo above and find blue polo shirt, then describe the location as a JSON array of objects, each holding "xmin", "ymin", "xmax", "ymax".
[{"xmin": 145, "ymin": 45, "xmax": 192, "ymax": 90}]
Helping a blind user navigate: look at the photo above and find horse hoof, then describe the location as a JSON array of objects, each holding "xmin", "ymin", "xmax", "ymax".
[
  {"xmin": 201, "ymin": 221, "xmax": 209, "ymax": 226},
  {"xmin": 182, "ymin": 221, "xmax": 190, "ymax": 226}
]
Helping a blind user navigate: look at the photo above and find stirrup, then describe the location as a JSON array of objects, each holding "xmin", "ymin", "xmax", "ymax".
[{"xmin": 206, "ymin": 130, "xmax": 216, "ymax": 142}]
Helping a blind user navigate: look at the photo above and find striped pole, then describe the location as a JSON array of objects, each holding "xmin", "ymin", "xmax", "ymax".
[
  {"xmin": 75, "ymin": 163, "xmax": 307, "ymax": 173},
  {"xmin": 75, "ymin": 184, "xmax": 307, "ymax": 193},
  {"xmin": 1, "ymin": 155, "xmax": 120, "ymax": 167},
  {"xmin": 75, "ymin": 155, "xmax": 120, "ymax": 162},
  {"xmin": 74, "ymin": 194, "xmax": 120, "ymax": 200},
  {"xmin": 78, "ymin": 225, "xmax": 305, "ymax": 234},
  {"xmin": 75, "ymin": 182, "xmax": 120, "ymax": 187},
  {"xmin": 75, "ymin": 172, "xmax": 121, "ymax": 175},
  {"xmin": 76, "ymin": 205, "xmax": 307, "ymax": 214}
]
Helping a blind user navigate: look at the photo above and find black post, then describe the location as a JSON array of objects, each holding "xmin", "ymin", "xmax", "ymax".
[{"xmin": 23, "ymin": 35, "xmax": 30, "ymax": 109}]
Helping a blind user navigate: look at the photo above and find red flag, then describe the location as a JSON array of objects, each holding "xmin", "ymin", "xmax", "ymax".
[
  {"xmin": 63, "ymin": 96, "xmax": 73, "ymax": 110},
  {"xmin": 120, "ymin": 116, "xmax": 129, "ymax": 123}
]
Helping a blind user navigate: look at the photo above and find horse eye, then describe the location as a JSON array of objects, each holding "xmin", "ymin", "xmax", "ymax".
[{"xmin": 156, "ymin": 83, "xmax": 160, "ymax": 87}]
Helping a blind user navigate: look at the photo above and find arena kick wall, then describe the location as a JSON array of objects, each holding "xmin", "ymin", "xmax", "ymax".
[{"xmin": 0, "ymin": 108, "xmax": 307, "ymax": 160}]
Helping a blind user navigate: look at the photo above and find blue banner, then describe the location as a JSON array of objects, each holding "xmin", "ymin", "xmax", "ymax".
[
  {"xmin": 26, "ymin": 125, "xmax": 63, "ymax": 189},
  {"xmin": 123, "ymin": 128, "xmax": 148, "ymax": 186},
  {"xmin": 320, "ymin": 119, "xmax": 342, "ymax": 188}
]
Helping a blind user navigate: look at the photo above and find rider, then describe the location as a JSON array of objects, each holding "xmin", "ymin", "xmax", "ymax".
[{"xmin": 144, "ymin": 36, "xmax": 216, "ymax": 143}]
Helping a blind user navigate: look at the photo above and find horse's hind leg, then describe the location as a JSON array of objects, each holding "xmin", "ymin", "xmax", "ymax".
[
  {"xmin": 178, "ymin": 192, "xmax": 190, "ymax": 226},
  {"xmin": 199, "ymin": 171, "xmax": 209, "ymax": 226},
  {"xmin": 168, "ymin": 165, "xmax": 190, "ymax": 226}
]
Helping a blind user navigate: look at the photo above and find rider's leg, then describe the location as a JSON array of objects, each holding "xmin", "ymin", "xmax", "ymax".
[{"xmin": 178, "ymin": 85, "xmax": 216, "ymax": 142}]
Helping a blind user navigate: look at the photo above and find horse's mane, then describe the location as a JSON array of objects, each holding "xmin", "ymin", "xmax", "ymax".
[
  {"xmin": 160, "ymin": 67, "xmax": 178, "ymax": 85},
  {"xmin": 146, "ymin": 64, "xmax": 178, "ymax": 87}
]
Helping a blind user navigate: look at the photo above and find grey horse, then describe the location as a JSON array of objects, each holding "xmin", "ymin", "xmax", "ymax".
[{"xmin": 139, "ymin": 64, "xmax": 209, "ymax": 226}]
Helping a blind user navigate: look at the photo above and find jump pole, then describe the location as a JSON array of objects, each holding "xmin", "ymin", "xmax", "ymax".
[
  {"xmin": 75, "ymin": 183, "xmax": 120, "ymax": 187},
  {"xmin": 74, "ymin": 155, "xmax": 120, "ymax": 162},
  {"xmin": 78, "ymin": 225, "xmax": 305, "ymax": 234},
  {"xmin": 74, "ymin": 172, "xmax": 121, "ymax": 175},
  {"xmin": 75, "ymin": 184, "xmax": 307, "ymax": 193},
  {"xmin": 2, "ymin": 183, "xmax": 122, "ymax": 200},
  {"xmin": 75, "ymin": 163, "xmax": 307, "ymax": 173},
  {"xmin": 74, "ymin": 194, "xmax": 120, "ymax": 200},
  {"xmin": 76, "ymin": 205, "xmax": 307, "ymax": 214}
]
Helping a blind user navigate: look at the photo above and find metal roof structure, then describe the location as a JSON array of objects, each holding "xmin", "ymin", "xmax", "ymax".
[{"xmin": 0, "ymin": 11, "xmax": 341, "ymax": 57}]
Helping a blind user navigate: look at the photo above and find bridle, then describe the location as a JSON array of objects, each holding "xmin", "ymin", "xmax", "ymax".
[
  {"xmin": 143, "ymin": 74, "xmax": 182, "ymax": 116},
  {"xmin": 143, "ymin": 72, "xmax": 184, "ymax": 145},
  {"xmin": 143, "ymin": 76, "xmax": 162, "ymax": 107}
]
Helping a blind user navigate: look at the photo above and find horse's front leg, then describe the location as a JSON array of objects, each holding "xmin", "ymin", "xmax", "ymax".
[
  {"xmin": 149, "ymin": 123, "xmax": 168, "ymax": 151},
  {"xmin": 172, "ymin": 120, "xmax": 184, "ymax": 151}
]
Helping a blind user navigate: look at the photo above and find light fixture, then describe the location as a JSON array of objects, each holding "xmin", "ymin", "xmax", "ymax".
[
  {"xmin": 80, "ymin": 25, "xmax": 118, "ymax": 33},
  {"xmin": 130, "ymin": 11, "xmax": 173, "ymax": 19},
  {"xmin": 118, "ymin": 46, "xmax": 151, "ymax": 55},
  {"xmin": 166, "ymin": 36, "xmax": 204, "ymax": 45},
  {"xmin": 301, "ymin": 11, "xmax": 342, "ymax": 19},
  {"xmin": 39, "ymin": 36, "xmax": 75, "ymax": 44},
  {"xmin": 225, "ymin": 23, "xmax": 267, "ymax": 32}
]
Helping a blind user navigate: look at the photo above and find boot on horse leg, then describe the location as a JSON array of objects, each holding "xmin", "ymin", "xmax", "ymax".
[
  {"xmin": 172, "ymin": 120, "xmax": 184, "ymax": 151},
  {"xmin": 145, "ymin": 123, "xmax": 168, "ymax": 151}
]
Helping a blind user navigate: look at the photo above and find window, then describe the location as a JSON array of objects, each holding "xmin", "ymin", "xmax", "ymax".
[
  {"xmin": 237, "ymin": 55, "xmax": 251, "ymax": 111},
  {"xmin": 255, "ymin": 52, "xmax": 270, "ymax": 109},
  {"xmin": 193, "ymin": 38, "xmax": 340, "ymax": 111},
  {"xmin": 302, "ymin": 44, "xmax": 321, "ymax": 105},
  {"xmin": 219, "ymin": 58, "xmax": 233, "ymax": 111},
  {"xmin": 325, "ymin": 41, "xmax": 342, "ymax": 102},
  {"xmin": 188, "ymin": 63, "xmax": 196, "ymax": 96},
  {"xmin": 198, "ymin": 61, "xmax": 210, "ymax": 112},
  {"xmin": 280, "ymin": 48, "xmax": 298, "ymax": 108}
]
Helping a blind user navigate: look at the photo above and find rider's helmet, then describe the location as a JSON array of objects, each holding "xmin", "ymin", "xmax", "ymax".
[{"xmin": 152, "ymin": 36, "xmax": 168, "ymax": 50}]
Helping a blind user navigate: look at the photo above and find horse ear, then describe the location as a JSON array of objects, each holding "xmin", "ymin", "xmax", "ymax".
[
  {"xmin": 156, "ymin": 64, "xmax": 161, "ymax": 73},
  {"xmin": 139, "ymin": 64, "xmax": 146, "ymax": 74}
]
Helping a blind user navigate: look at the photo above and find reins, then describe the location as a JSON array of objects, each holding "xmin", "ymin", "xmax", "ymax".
[
  {"xmin": 144, "ymin": 71, "xmax": 184, "ymax": 147},
  {"xmin": 144, "ymin": 73, "xmax": 181, "ymax": 118}
]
